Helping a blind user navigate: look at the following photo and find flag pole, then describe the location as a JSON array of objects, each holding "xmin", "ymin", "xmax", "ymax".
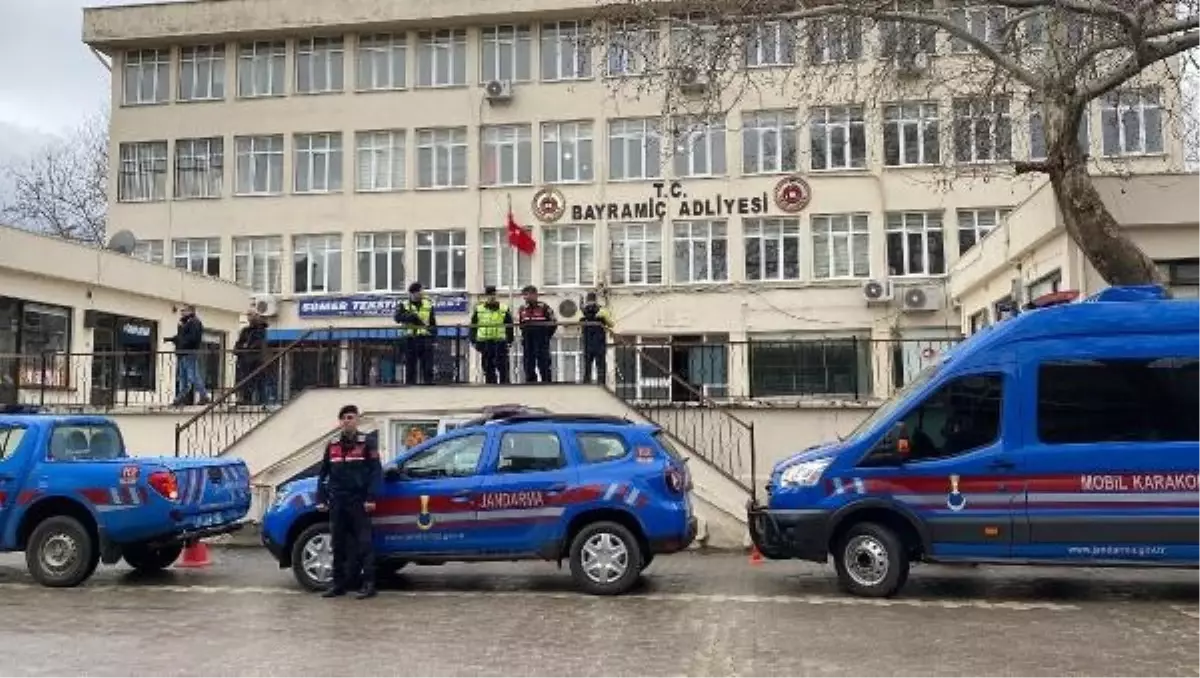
[{"xmin": 506, "ymin": 193, "xmax": 516, "ymax": 311}]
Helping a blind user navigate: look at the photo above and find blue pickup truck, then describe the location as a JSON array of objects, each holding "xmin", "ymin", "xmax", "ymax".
[{"xmin": 0, "ymin": 411, "xmax": 251, "ymax": 587}]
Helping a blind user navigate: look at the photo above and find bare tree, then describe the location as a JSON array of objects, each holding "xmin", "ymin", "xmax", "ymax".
[
  {"xmin": 595, "ymin": 0, "xmax": 1198, "ymax": 285},
  {"xmin": 2, "ymin": 110, "xmax": 109, "ymax": 246}
]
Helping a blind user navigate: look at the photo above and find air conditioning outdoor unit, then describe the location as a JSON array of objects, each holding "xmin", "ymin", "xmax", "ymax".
[
  {"xmin": 861, "ymin": 279, "xmax": 894, "ymax": 304},
  {"xmin": 900, "ymin": 285, "xmax": 944, "ymax": 313},
  {"xmin": 483, "ymin": 79, "xmax": 514, "ymax": 103},
  {"xmin": 677, "ymin": 66, "xmax": 709, "ymax": 93},
  {"xmin": 250, "ymin": 294, "xmax": 279, "ymax": 318},
  {"xmin": 896, "ymin": 51, "xmax": 930, "ymax": 78}
]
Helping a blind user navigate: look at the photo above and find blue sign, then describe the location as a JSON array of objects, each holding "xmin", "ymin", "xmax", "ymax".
[{"xmin": 297, "ymin": 294, "xmax": 469, "ymax": 318}]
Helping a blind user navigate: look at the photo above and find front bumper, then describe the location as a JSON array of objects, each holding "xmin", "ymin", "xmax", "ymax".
[{"xmin": 747, "ymin": 501, "xmax": 831, "ymax": 563}]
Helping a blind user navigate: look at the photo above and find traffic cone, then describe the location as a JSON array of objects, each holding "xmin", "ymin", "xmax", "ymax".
[
  {"xmin": 748, "ymin": 544, "xmax": 764, "ymax": 566},
  {"xmin": 175, "ymin": 541, "xmax": 212, "ymax": 568}
]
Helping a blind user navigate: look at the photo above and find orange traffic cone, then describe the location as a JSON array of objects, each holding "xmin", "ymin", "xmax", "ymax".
[
  {"xmin": 175, "ymin": 541, "xmax": 212, "ymax": 568},
  {"xmin": 748, "ymin": 544, "xmax": 764, "ymax": 566}
]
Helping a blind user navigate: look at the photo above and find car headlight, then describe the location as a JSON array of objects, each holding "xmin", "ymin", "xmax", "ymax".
[
  {"xmin": 270, "ymin": 487, "xmax": 292, "ymax": 511},
  {"xmin": 779, "ymin": 458, "xmax": 833, "ymax": 488}
]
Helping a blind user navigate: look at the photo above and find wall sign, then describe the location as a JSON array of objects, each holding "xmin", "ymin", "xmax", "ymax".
[
  {"xmin": 121, "ymin": 322, "xmax": 152, "ymax": 339},
  {"xmin": 297, "ymin": 294, "xmax": 469, "ymax": 319},
  {"xmin": 550, "ymin": 181, "xmax": 774, "ymax": 223}
]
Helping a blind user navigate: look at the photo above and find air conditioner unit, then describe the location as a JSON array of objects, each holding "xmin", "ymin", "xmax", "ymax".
[
  {"xmin": 900, "ymin": 285, "xmax": 945, "ymax": 313},
  {"xmin": 483, "ymin": 79, "xmax": 513, "ymax": 103},
  {"xmin": 251, "ymin": 294, "xmax": 279, "ymax": 318},
  {"xmin": 557, "ymin": 298, "xmax": 579, "ymax": 319},
  {"xmin": 677, "ymin": 66, "xmax": 709, "ymax": 93},
  {"xmin": 861, "ymin": 279, "xmax": 894, "ymax": 304},
  {"xmin": 895, "ymin": 51, "xmax": 930, "ymax": 78}
]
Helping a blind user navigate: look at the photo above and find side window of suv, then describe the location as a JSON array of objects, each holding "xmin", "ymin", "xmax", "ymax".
[
  {"xmin": 497, "ymin": 431, "xmax": 565, "ymax": 474},
  {"xmin": 0, "ymin": 426, "xmax": 26, "ymax": 462},
  {"xmin": 576, "ymin": 433, "xmax": 628, "ymax": 464},
  {"xmin": 892, "ymin": 372, "xmax": 1004, "ymax": 462},
  {"xmin": 403, "ymin": 434, "xmax": 487, "ymax": 479}
]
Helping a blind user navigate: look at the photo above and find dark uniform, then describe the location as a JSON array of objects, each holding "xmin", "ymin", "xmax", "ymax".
[
  {"xmin": 470, "ymin": 286, "xmax": 515, "ymax": 384},
  {"xmin": 316, "ymin": 430, "xmax": 382, "ymax": 597},
  {"xmin": 517, "ymin": 285, "xmax": 557, "ymax": 383},
  {"xmin": 393, "ymin": 282, "xmax": 438, "ymax": 385},
  {"xmin": 579, "ymin": 294, "xmax": 613, "ymax": 385}
]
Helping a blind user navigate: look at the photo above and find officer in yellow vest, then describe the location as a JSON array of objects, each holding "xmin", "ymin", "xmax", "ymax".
[
  {"xmin": 469, "ymin": 285, "xmax": 515, "ymax": 384},
  {"xmin": 393, "ymin": 281, "xmax": 437, "ymax": 385}
]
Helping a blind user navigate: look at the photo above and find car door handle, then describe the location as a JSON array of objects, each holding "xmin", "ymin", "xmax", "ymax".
[
  {"xmin": 988, "ymin": 459, "xmax": 1016, "ymax": 471},
  {"xmin": 0, "ymin": 473, "xmax": 13, "ymax": 482},
  {"xmin": 451, "ymin": 489, "xmax": 472, "ymax": 503},
  {"xmin": 546, "ymin": 483, "xmax": 567, "ymax": 494}
]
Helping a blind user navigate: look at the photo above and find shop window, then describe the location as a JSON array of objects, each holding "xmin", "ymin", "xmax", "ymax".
[
  {"xmin": 200, "ymin": 331, "xmax": 227, "ymax": 393},
  {"xmin": 614, "ymin": 335, "xmax": 728, "ymax": 402},
  {"xmin": 748, "ymin": 335, "xmax": 871, "ymax": 398},
  {"xmin": 89, "ymin": 313, "xmax": 158, "ymax": 403},
  {"xmin": 0, "ymin": 297, "xmax": 72, "ymax": 392}
]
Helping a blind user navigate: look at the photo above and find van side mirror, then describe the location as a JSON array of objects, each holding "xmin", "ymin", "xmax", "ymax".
[
  {"xmin": 384, "ymin": 467, "xmax": 406, "ymax": 483},
  {"xmin": 866, "ymin": 423, "xmax": 911, "ymax": 466}
]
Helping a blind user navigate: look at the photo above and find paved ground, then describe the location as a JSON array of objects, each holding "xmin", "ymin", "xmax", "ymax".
[{"xmin": 0, "ymin": 549, "xmax": 1195, "ymax": 676}]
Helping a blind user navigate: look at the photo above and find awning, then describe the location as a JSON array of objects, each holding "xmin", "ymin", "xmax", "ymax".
[{"xmin": 267, "ymin": 327, "xmax": 468, "ymax": 342}]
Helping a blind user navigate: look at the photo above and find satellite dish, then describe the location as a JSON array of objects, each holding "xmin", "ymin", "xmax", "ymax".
[
  {"xmin": 558, "ymin": 299, "xmax": 578, "ymax": 318},
  {"xmin": 107, "ymin": 230, "xmax": 137, "ymax": 255}
]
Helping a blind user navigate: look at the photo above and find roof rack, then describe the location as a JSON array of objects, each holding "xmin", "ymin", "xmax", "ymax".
[{"xmin": 491, "ymin": 413, "xmax": 634, "ymax": 426}]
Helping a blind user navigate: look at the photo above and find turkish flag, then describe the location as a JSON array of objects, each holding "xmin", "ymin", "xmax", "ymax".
[{"xmin": 506, "ymin": 210, "xmax": 537, "ymax": 255}]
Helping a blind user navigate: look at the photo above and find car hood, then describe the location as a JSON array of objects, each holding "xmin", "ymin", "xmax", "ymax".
[
  {"xmin": 277, "ymin": 476, "xmax": 319, "ymax": 498},
  {"xmin": 772, "ymin": 440, "xmax": 847, "ymax": 474}
]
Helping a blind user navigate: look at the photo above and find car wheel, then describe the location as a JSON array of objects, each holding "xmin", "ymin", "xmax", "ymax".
[
  {"xmin": 26, "ymin": 516, "xmax": 99, "ymax": 588},
  {"xmin": 641, "ymin": 554, "xmax": 654, "ymax": 571},
  {"xmin": 123, "ymin": 542, "xmax": 185, "ymax": 572},
  {"xmin": 833, "ymin": 522, "xmax": 909, "ymax": 598},
  {"xmin": 291, "ymin": 523, "xmax": 333, "ymax": 592},
  {"xmin": 568, "ymin": 521, "xmax": 642, "ymax": 596}
]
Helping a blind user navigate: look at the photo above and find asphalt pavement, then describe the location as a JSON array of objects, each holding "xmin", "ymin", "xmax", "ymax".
[{"xmin": 0, "ymin": 548, "xmax": 1195, "ymax": 676}]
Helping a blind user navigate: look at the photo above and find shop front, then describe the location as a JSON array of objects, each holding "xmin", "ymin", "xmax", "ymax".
[
  {"xmin": 0, "ymin": 296, "xmax": 72, "ymax": 404},
  {"xmin": 86, "ymin": 311, "xmax": 158, "ymax": 406}
]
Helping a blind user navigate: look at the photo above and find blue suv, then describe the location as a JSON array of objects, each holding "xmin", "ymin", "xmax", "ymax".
[{"xmin": 263, "ymin": 412, "xmax": 697, "ymax": 595}]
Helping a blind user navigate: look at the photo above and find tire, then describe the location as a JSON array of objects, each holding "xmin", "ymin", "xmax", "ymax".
[
  {"xmin": 122, "ymin": 542, "xmax": 185, "ymax": 572},
  {"xmin": 568, "ymin": 521, "xmax": 643, "ymax": 596},
  {"xmin": 290, "ymin": 522, "xmax": 333, "ymax": 592},
  {"xmin": 641, "ymin": 554, "xmax": 654, "ymax": 571},
  {"xmin": 833, "ymin": 522, "xmax": 909, "ymax": 598},
  {"xmin": 25, "ymin": 516, "xmax": 99, "ymax": 588}
]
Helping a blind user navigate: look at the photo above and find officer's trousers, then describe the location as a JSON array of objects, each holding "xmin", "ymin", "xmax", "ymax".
[
  {"xmin": 522, "ymin": 340, "xmax": 552, "ymax": 383},
  {"xmin": 582, "ymin": 347, "xmax": 607, "ymax": 385},
  {"xmin": 404, "ymin": 335, "xmax": 434, "ymax": 385},
  {"xmin": 479, "ymin": 341, "xmax": 510, "ymax": 384},
  {"xmin": 329, "ymin": 498, "xmax": 375, "ymax": 590}
]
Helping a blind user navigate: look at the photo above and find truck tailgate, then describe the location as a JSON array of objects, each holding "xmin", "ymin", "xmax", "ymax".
[{"xmin": 158, "ymin": 458, "xmax": 252, "ymax": 517}]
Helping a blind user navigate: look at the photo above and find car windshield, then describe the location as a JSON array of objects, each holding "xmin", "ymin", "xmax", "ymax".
[
  {"xmin": 843, "ymin": 362, "xmax": 942, "ymax": 442},
  {"xmin": 49, "ymin": 424, "xmax": 124, "ymax": 461}
]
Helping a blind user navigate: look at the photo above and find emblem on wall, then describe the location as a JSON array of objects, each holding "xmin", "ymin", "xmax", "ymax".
[
  {"xmin": 531, "ymin": 186, "xmax": 567, "ymax": 223},
  {"xmin": 773, "ymin": 176, "xmax": 812, "ymax": 213}
]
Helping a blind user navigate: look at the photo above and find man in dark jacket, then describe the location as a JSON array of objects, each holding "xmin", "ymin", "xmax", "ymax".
[
  {"xmin": 579, "ymin": 292, "xmax": 613, "ymax": 385},
  {"xmin": 517, "ymin": 285, "xmax": 556, "ymax": 383},
  {"xmin": 234, "ymin": 309, "xmax": 270, "ymax": 405},
  {"xmin": 393, "ymin": 282, "xmax": 437, "ymax": 385},
  {"xmin": 165, "ymin": 305, "xmax": 208, "ymax": 406},
  {"xmin": 469, "ymin": 285, "xmax": 515, "ymax": 384},
  {"xmin": 316, "ymin": 404, "xmax": 382, "ymax": 600}
]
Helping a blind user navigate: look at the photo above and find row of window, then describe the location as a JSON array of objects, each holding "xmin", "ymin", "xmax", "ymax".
[
  {"xmin": 136, "ymin": 209, "xmax": 1007, "ymax": 295},
  {"xmin": 116, "ymin": 91, "xmax": 1164, "ymax": 201}
]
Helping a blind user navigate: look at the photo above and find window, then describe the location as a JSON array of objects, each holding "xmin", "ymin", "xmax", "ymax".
[
  {"xmin": 1026, "ymin": 269, "xmax": 1061, "ymax": 300},
  {"xmin": 178, "ymin": 45, "xmax": 225, "ymax": 101},
  {"xmin": 481, "ymin": 125, "xmax": 533, "ymax": 186},
  {"xmin": 1037, "ymin": 358, "xmax": 1198, "ymax": 443},
  {"xmin": 293, "ymin": 234, "xmax": 343, "ymax": 294},
  {"xmin": 886, "ymin": 211, "xmax": 945, "ymax": 276},
  {"xmin": 356, "ymin": 34, "xmax": 406, "ymax": 91},
  {"xmin": 90, "ymin": 313, "xmax": 158, "ymax": 394},
  {"xmin": 749, "ymin": 336, "xmax": 872, "ymax": 397},
  {"xmin": 948, "ymin": 3, "xmax": 1008, "ymax": 53},
  {"xmin": 609, "ymin": 222, "xmax": 664, "ymax": 285},
  {"xmin": 810, "ymin": 106, "xmax": 866, "ymax": 170},
  {"xmin": 480, "ymin": 228, "xmax": 533, "ymax": 290},
  {"xmin": 608, "ymin": 118, "xmax": 662, "ymax": 180},
  {"xmin": 957, "ymin": 208, "xmax": 1010, "ymax": 255},
  {"xmin": 237, "ymin": 41, "xmax": 286, "ymax": 97},
  {"xmin": 672, "ymin": 117, "xmax": 726, "ymax": 177},
  {"xmin": 576, "ymin": 432, "xmax": 629, "ymax": 464},
  {"xmin": 543, "ymin": 224, "xmax": 595, "ymax": 287},
  {"xmin": 673, "ymin": 220, "xmax": 728, "ymax": 283},
  {"xmin": 744, "ymin": 217, "xmax": 801, "ymax": 281},
  {"xmin": 117, "ymin": 142, "xmax": 168, "ymax": 202},
  {"xmin": 994, "ymin": 295, "xmax": 1017, "ymax": 321},
  {"xmin": 812, "ymin": 213, "xmax": 870, "ymax": 279},
  {"xmin": 953, "ymin": 97, "xmax": 1012, "ymax": 163},
  {"xmin": 415, "ymin": 230, "xmax": 467, "ymax": 290},
  {"xmin": 0, "ymin": 427, "xmax": 26, "ymax": 461},
  {"xmin": 355, "ymin": 232, "xmax": 405, "ymax": 293},
  {"xmin": 133, "ymin": 240, "xmax": 164, "ymax": 264},
  {"xmin": 49, "ymin": 425, "xmax": 124, "ymax": 462},
  {"xmin": 744, "ymin": 20, "xmax": 796, "ymax": 67},
  {"xmin": 356, "ymin": 130, "xmax": 405, "ymax": 192},
  {"xmin": 807, "ymin": 17, "xmax": 862, "ymax": 64},
  {"xmin": 403, "ymin": 434, "xmax": 486, "ymax": 478},
  {"xmin": 884, "ymin": 102, "xmax": 940, "ymax": 166},
  {"xmin": 174, "ymin": 137, "xmax": 224, "ymax": 199},
  {"xmin": 0, "ymin": 298, "xmax": 72, "ymax": 389},
  {"xmin": 1156, "ymin": 258, "xmax": 1200, "ymax": 299},
  {"xmin": 613, "ymin": 334, "xmax": 729, "ymax": 401},
  {"xmin": 234, "ymin": 236, "xmax": 283, "ymax": 294},
  {"xmin": 541, "ymin": 21, "xmax": 591, "ymax": 81},
  {"xmin": 296, "ymin": 37, "xmax": 345, "ymax": 93},
  {"xmin": 880, "ymin": 5, "xmax": 936, "ymax": 58},
  {"xmin": 742, "ymin": 111, "xmax": 798, "ymax": 174},
  {"xmin": 884, "ymin": 373, "xmax": 1003, "ymax": 462},
  {"xmin": 542, "ymin": 121, "xmax": 593, "ymax": 183},
  {"xmin": 1030, "ymin": 107, "xmax": 1090, "ymax": 159},
  {"xmin": 606, "ymin": 23, "xmax": 658, "ymax": 76},
  {"xmin": 123, "ymin": 49, "xmax": 170, "ymax": 105},
  {"xmin": 172, "ymin": 238, "xmax": 221, "ymax": 276},
  {"xmin": 1101, "ymin": 89, "xmax": 1163, "ymax": 156},
  {"xmin": 234, "ymin": 135, "xmax": 284, "ymax": 195},
  {"xmin": 417, "ymin": 29, "xmax": 467, "ymax": 87},
  {"xmin": 294, "ymin": 133, "xmax": 343, "ymax": 193},
  {"xmin": 968, "ymin": 309, "xmax": 990, "ymax": 334},
  {"xmin": 416, "ymin": 127, "xmax": 468, "ymax": 188},
  {"xmin": 669, "ymin": 15, "xmax": 719, "ymax": 65},
  {"xmin": 497, "ymin": 431, "xmax": 566, "ymax": 473},
  {"xmin": 481, "ymin": 25, "xmax": 532, "ymax": 82},
  {"xmin": 552, "ymin": 335, "xmax": 585, "ymax": 383}
]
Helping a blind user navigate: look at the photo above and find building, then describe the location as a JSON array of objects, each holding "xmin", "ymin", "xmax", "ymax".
[
  {"xmin": 0, "ymin": 224, "xmax": 250, "ymax": 408},
  {"xmin": 81, "ymin": 0, "xmax": 1193, "ymax": 403}
]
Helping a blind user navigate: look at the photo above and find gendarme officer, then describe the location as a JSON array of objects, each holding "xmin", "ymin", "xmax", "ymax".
[
  {"xmin": 469, "ymin": 285, "xmax": 515, "ymax": 384},
  {"xmin": 316, "ymin": 404, "xmax": 381, "ymax": 599},
  {"xmin": 393, "ymin": 282, "xmax": 437, "ymax": 384}
]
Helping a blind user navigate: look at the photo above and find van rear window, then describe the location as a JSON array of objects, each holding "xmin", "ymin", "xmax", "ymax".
[{"xmin": 653, "ymin": 432, "xmax": 686, "ymax": 461}]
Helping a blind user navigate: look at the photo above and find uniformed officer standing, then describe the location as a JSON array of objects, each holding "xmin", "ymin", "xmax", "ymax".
[
  {"xmin": 469, "ymin": 285, "xmax": 515, "ymax": 384},
  {"xmin": 393, "ymin": 282, "xmax": 437, "ymax": 385},
  {"xmin": 316, "ymin": 404, "xmax": 381, "ymax": 599},
  {"xmin": 517, "ymin": 285, "xmax": 557, "ymax": 383},
  {"xmin": 579, "ymin": 291, "xmax": 613, "ymax": 385}
]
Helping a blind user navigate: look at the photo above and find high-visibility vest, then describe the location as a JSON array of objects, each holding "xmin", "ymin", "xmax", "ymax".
[
  {"xmin": 401, "ymin": 299, "xmax": 433, "ymax": 336},
  {"xmin": 475, "ymin": 303, "xmax": 508, "ymax": 342}
]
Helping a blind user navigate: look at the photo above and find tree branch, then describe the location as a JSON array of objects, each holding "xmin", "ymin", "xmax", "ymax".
[{"xmin": 1080, "ymin": 29, "xmax": 1200, "ymax": 100}]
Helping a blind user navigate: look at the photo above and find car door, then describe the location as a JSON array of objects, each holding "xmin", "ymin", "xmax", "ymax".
[
  {"xmin": 477, "ymin": 427, "xmax": 579, "ymax": 556},
  {"xmin": 0, "ymin": 425, "xmax": 29, "ymax": 537},
  {"xmin": 373, "ymin": 431, "xmax": 491, "ymax": 556}
]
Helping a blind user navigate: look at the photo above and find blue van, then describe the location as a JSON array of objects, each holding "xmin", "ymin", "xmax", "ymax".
[{"xmin": 749, "ymin": 285, "xmax": 1199, "ymax": 597}]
